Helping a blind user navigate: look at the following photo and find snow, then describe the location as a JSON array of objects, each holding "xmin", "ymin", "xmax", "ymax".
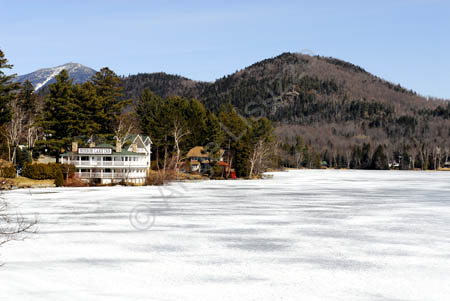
[
  {"xmin": 1, "ymin": 170, "xmax": 449, "ymax": 300},
  {"xmin": 33, "ymin": 66, "xmax": 66, "ymax": 91},
  {"xmin": 14, "ymin": 62, "xmax": 96, "ymax": 91}
]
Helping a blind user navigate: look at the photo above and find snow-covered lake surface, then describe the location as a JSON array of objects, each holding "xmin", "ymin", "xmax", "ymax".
[{"xmin": 1, "ymin": 170, "xmax": 450, "ymax": 300}]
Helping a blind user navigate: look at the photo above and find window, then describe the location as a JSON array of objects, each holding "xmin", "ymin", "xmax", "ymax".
[{"xmin": 103, "ymin": 157, "xmax": 112, "ymax": 161}]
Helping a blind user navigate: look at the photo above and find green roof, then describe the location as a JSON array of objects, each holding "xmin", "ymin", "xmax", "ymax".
[
  {"xmin": 113, "ymin": 150, "xmax": 145, "ymax": 156},
  {"xmin": 96, "ymin": 143, "xmax": 115, "ymax": 148},
  {"xmin": 61, "ymin": 150, "xmax": 145, "ymax": 156},
  {"xmin": 60, "ymin": 135, "xmax": 150, "ymax": 157}
]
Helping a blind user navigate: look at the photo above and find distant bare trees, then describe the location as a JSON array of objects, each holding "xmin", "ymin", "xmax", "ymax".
[
  {"xmin": 249, "ymin": 139, "xmax": 274, "ymax": 178},
  {"xmin": 1, "ymin": 98, "xmax": 25, "ymax": 163},
  {"xmin": 295, "ymin": 147, "xmax": 304, "ymax": 168},
  {"xmin": 1, "ymin": 81, "xmax": 42, "ymax": 162}
]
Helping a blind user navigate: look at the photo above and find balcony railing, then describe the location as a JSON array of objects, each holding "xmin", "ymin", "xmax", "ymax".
[
  {"xmin": 62, "ymin": 160, "xmax": 148, "ymax": 167},
  {"xmin": 77, "ymin": 172, "xmax": 145, "ymax": 179}
]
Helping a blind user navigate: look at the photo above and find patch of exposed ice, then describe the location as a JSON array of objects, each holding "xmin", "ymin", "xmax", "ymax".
[{"xmin": 0, "ymin": 170, "xmax": 449, "ymax": 300}]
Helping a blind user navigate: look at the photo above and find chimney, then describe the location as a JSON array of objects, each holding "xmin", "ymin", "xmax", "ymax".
[
  {"xmin": 131, "ymin": 143, "xmax": 138, "ymax": 152},
  {"xmin": 116, "ymin": 140, "xmax": 122, "ymax": 153},
  {"xmin": 89, "ymin": 141, "xmax": 95, "ymax": 148},
  {"xmin": 72, "ymin": 141, "xmax": 78, "ymax": 153}
]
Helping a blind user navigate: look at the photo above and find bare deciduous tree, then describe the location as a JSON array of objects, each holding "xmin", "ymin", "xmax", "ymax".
[
  {"xmin": 154, "ymin": 137, "xmax": 170, "ymax": 184},
  {"xmin": 435, "ymin": 147, "xmax": 441, "ymax": 170},
  {"xmin": 295, "ymin": 149, "xmax": 304, "ymax": 168},
  {"xmin": 1, "ymin": 98, "xmax": 26, "ymax": 163},
  {"xmin": 113, "ymin": 113, "xmax": 136, "ymax": 145},
  {"xmin": 249, "ymin": 139, "xmax": 274, "ymax": 178},
  {"xmin": 444, "ymin": 145, "xmax": 450, "ymax": 167},
  {"xmin": 0, "ymin": 193, "xmax": 37, "ymax": 263},
  {"xmin": 172, "ymin": 121, "xmax": 190, "ymax": 176},
  {"xmin": 26, "ymin": 123, "xmax": 43, "ymax": 156}
]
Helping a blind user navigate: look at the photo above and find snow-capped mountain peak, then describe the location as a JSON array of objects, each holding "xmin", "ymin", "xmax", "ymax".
[{"xmin": 14, "ymin": 63, "xmax": 97, "ymax": 91}]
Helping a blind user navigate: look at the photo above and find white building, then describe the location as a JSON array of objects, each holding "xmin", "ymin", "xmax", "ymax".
[{"xmin": 61, "ymin": 135, "xmax": 152, "ymax": 185}]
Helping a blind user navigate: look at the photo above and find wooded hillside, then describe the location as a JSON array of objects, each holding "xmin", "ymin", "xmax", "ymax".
[{"xmin": 121, "ymin": 53, "xmax": 450, "ymax": 169}]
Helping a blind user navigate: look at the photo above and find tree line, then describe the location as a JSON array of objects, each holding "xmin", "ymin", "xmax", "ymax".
[
  {"xmin": 135, "ymin": 89, "xmax": 275, "ymax": 178},
  {"xmin": 0, "ymin": 49, "xmax": 275, "ymax": 178},
  {"xmin": 277, "ymin": 136, "xmax": 450, "ymax": 171},
  {"xmin": 2, "ymin": 49, "xmax": 449, "ymax": 175},
  {"xmin": 118, "ymin": 52, "xmax": 450, "ymax": 171}
]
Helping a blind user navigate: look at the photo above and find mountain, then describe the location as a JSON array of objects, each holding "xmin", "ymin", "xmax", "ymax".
[
  {"xmin": 23, "ymin": 53, "xmax": 449, "ymax": 167},
  {"xmin": 14, "ymin": 63, "xmax": 96, "ymax": 91},
  {"xmin": 123, "ymin": 72, "xmax": 207, "ymax": 100},
  {"xmin": 123, "ymin": 53, "xmax": 437, "ymax": 111},
  {"xmin": 122, "ymin": 53, "xmax": 450, "ymax": 161}
]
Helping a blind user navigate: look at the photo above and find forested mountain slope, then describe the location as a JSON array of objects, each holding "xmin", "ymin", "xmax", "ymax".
[
  {"xmin": 9, "ymin": 51, "xmax": 450, "ymax": 169},
  {"xmin": 122, "ymin": 53, "xmax": 450, "ymax": 165}
]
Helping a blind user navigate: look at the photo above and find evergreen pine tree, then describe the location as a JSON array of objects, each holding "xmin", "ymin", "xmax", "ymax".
[
  {"xmin": 400, "ymin": 150, "xmax": 411, "ymax": 170},
  {"xmin": 15, "ymin": 146, "xmax": 32, "ymax": 170},
  {"xmin": 40, "ymin": 70, "xmax": 81, "ymax": 159},
  {"xmin": 54, "ymin": 168, "xmax": 64, "ymax": 187},
  {"xmin": 73, "ymin": 82, "xmax": 102, "ymax": 138},
  {"xmin": 218, "ymin": 104, "xmax": 250, "ymax": 177},
  {"xmin": 184, "ymin": 98, "xmax": 207, "ymax": 148},
  {"xmin": 91, "ymin": 68, "xmax": 130, "ymax": 140},
  {"xmin": 204, "ymin": 109, "xmax": 225, "ymax": 147},
  {"xmin": 313, "ymin": 152, "xmax": 322, "ymax": 169},
  {"xmin": 370, "ymin": 145, "xmax": 389, "ymax": 170},
  {"xmin": 17, "ymin": 80, "xmax": 38, "ymax": 114},
  {"xmin": 361, "ymin": 143, "xmax": 372, "ymax": 169},
  {"xmin": 136, "ymin": 89, "xmax": 170, "ymax": 164},
  {"xmin": 0, "ymin": 49, "xmax": 20, "ymax": 126}
]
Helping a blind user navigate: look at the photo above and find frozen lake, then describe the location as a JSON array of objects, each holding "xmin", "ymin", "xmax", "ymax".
[{"xmin": 1, "ymin": 170, "xmax": 450, "ymax": 300}]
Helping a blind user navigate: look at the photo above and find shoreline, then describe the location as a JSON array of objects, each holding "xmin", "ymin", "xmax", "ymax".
[{"xmin": 2, "ymin": 168, "xmax": 449, "ymax": 191}]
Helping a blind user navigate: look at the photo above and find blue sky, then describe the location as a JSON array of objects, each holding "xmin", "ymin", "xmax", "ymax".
[{"xmin": 1, "ymin": 0, "xmax": 449, "ymax": 99}]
